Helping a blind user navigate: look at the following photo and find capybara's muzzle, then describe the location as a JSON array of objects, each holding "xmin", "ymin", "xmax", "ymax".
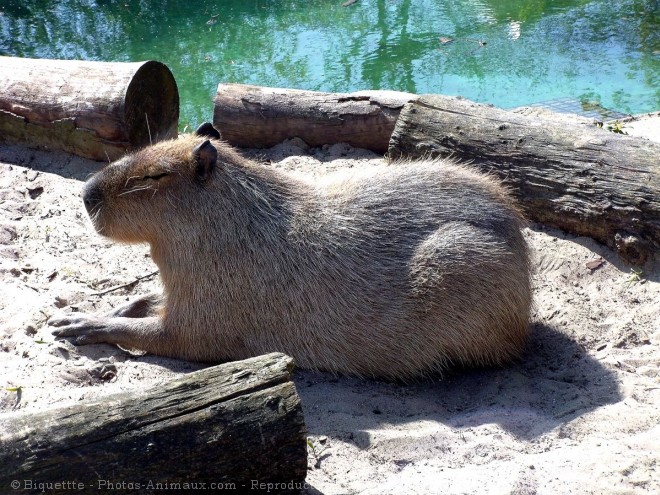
[{"xmin": 82, "ymin": 176, "xmax": 103, "ymax": 214}]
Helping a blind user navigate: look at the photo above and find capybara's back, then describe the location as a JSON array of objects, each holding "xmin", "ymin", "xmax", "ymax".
[
  {"xmin": 64, "ymin": 133, "xmax": 531, "ymax": 379},
  {"xmin": 282, "ymin": 160, "xmax": 532, "ymax": 377}
]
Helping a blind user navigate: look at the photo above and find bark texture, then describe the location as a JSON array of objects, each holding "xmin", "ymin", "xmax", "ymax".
[
  {"xmin": 0, "ymin": 353, "xmax": 307, "ymax": 495},
  {"xmin": 0, "ymin": 56, "xmax": 179, "ymax": 161},
  {"xmin": 389, "ymin": 95, "xmax": 660, "ymax": 264},
  {"xmin": 214, "ymin": 83, "xmax": 415, "ymax": 153}
]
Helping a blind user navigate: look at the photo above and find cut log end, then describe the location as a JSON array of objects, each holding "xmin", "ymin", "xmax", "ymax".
[
  {"xmin": 124, "ymin": 60, "xmax": 179, "ymax": 148},
  {"xmin": 0, "ymin": 57, "xmax": 180, "ymax": 161}
]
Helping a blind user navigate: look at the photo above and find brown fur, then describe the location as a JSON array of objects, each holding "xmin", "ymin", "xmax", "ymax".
[{"xmin": 50, "ymin": 129, "xmax": 532, "ymax": 379}]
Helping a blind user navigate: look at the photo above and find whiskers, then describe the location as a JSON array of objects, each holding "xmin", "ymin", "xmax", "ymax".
[
  {"xmin": 145, "ymin": 113, "xmax": 152, "ymax": 146},
  {"xmin": 87, "ymin": 201, "xmax": 107, "ymax": 234},
  {"xmin": 118, "ymin": 184, "xmax": 158, "ymax": 197},
  {"xmin": 165, "ymin": 191, "xmax": 178, "ymax": 209}
]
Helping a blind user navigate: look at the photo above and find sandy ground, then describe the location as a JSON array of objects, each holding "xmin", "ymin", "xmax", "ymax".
[
  {"xmin": 617, "ymin": 111, "xmax": 660, "ymax": 143},
  {"xmin": 0, "ymin": 120, "xmax": 658, "ymax": 494}
]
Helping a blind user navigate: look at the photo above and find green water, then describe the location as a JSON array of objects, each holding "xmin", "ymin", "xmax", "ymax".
[{"xmin": 1, "ymin": 0, "xmax": 659, "ymax": 128}]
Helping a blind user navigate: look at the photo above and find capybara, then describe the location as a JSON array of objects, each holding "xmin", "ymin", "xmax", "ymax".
[{"xmin": 50, "ymin": 123, "xmax": 531, "ymax": 379}]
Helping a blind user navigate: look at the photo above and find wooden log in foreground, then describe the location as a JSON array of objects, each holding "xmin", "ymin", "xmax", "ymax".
[
  {"xmin": 214, "ymin": 83, "xmax": 416, "ymax": 153},
  {"xmin": 389, "ymin": 95, "xmax": 660, "ymax": 264},
  {"xmin": 0, "ymin": 56, "xmax": 179, "ymax": 161},
  {"xmin": 0, "ymin": 353, "xmax": 307, "ymax": 495}
]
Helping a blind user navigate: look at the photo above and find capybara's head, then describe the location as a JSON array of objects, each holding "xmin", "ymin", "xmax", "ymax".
[{"xmin": 82, "ymin": 123, "xmax": 222, "ymax": 243}]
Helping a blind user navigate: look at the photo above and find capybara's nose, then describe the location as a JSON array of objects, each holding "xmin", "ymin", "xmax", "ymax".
[{"xmin": 82, "ymin": 178, "xmax": 103, "ymax": 214}]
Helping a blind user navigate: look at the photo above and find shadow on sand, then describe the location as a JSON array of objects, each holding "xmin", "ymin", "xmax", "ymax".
[
  {"xmin": 0, "ymin": 144, "xmax": 104, "ymax": 181},
  {"xmin": 295, "ymin": 321, "xmax": 621, "ymax": 443}
]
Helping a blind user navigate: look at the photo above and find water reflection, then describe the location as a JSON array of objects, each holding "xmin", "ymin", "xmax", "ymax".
[{"xmin": 0, "ymin": 0, "xmax": 658, "ymax": 127}]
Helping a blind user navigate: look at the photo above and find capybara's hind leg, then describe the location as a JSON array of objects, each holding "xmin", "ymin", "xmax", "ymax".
[{"xmin": 409, "ymin": 222, "xmax": 531, "ymax": 366}]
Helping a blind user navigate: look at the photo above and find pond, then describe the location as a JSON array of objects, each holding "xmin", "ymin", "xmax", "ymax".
[{"xmin": 1, "ymin": 0, "xmax": 659, "ymax": 129}]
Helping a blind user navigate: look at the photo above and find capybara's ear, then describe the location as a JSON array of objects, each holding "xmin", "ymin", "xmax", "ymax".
[
  {"xmin": 195, "ymin": 122, "xmax": 221, "ymax": 140},
  {"xmin": 193, "ymin": 139, "xmax": 217, "ymax": 181}
]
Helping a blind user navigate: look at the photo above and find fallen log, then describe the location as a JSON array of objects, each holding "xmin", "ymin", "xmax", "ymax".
[
  {"xmin": 0, "ymin": 56, "xmax": 179, "ymax": 161},
  {"xmin": 214, "ymin": 83, "xmax": 415, "ymax": 153},
  {"xmin": 0, "ymin": 353, "xmax": 307, "ymax": 495},
  {"xmin": 388, "ymin": 95, "xmax": 660, "ymax": 264}
]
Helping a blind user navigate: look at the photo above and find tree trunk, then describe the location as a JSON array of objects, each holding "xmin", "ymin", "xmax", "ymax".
[
  {"xmin": 213, "ymin": 83, "xmax": 415, "ymax": 153},
  {"xmin": 388, "ymin": 95, "xmax": 660, "ymax": 265},
  {"xmin": 0, "ymin": 56, "xmax": 179, "ymax": 161},
  {"xmin": 0, "ymin": 353, "xmax": 307, "ymax": 495}
]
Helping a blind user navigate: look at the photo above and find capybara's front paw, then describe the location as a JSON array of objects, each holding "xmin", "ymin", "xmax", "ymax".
[{"xmin": 49, "ymin": 313, "xmax": 110, "ymax": 345}]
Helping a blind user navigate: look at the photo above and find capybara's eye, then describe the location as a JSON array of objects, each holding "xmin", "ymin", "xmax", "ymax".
[{"xmin": 143, "ymin": 173, "xmax": 169, "ymax": 181}]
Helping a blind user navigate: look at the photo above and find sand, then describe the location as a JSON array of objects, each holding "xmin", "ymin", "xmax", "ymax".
[{"xmin": 0, "ymin": 126, "xmax": 658, "ymax": 494}]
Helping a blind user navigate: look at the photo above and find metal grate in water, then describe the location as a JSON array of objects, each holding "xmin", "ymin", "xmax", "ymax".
[{"xmin": 527, "ymin": 97, "xmax": 629, "ymax": 121}]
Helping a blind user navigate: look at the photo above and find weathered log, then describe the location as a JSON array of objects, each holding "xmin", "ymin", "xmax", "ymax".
[
  {"xmin": 0, "ymin": 353, "xmax": 307, "ymax": 495},
  {"xmin": 389, "ymin": 95, "xmax": 660, "ymax": 264},
  {"xmin": 214, "ymin": 83, "xmax": 415, "ymax": 153},
  {"xmin": 0, "ymin": 56, "xmax": 179, "ymax": 161}
]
